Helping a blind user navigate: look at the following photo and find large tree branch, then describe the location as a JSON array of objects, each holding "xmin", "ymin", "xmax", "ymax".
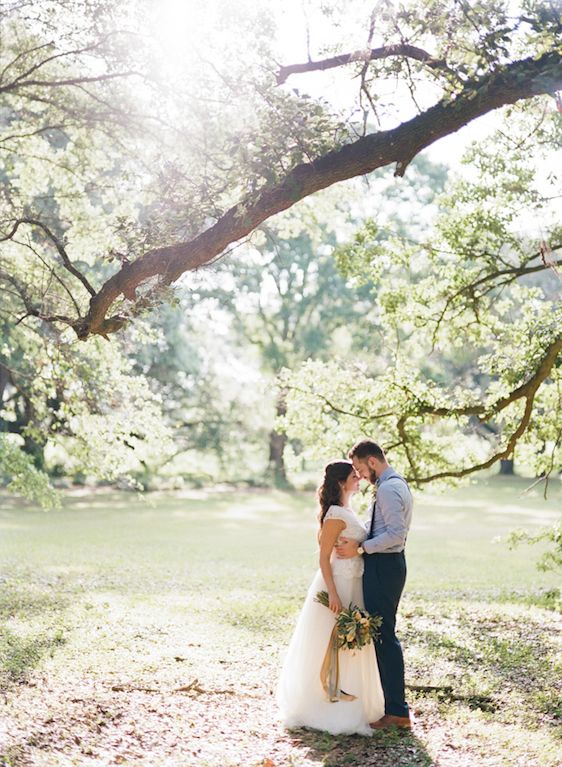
[
  {"xmin": 0, "ymin": 39, "xmax": 54, "ymax": 84},
  {"xmin": 276, "ymin": 44, "xmax": 446, "ymax": 85},
  {"xmin": 302, "ymin": 336, "xmax": 561, "ymax": 484},
  {"xmin": 400, "ymin": 336, "xmax": 561, "ymax": 483},
  {"xmin": 0, "ymin": 269, "xmax": 75, "ymax": 326},
  {"xmin": 0, "ymin": 70, "xmax": 142, "ymax": 94},
  {"xmin": 412, "ymin": 385, "xmax": 543, "ymax": 485},
  {"xmin": 1, "ymin": 39, "xmax": 110, "ymax": 88},
  {"xmin": 464, "ymin": 245, "xmax": 562, "ymax": 295},
  {"xmin": 409, "ymin": 334, "xmax": 562, "ymax": 420},
  {"xmin": 51, "ymin": 49, "xmax": 562, "ymax": 340},
  {"xmin": 0, "ymin": 218, "xmax": 96, "ymax": 297},
  {"xmin": 429, "ymin": 246, "xmax": 562, "ymax": 346},
  {"xmin": 0, "ymin": 123, "xmax": 68, "ymax": 143},
  {"xmin": 0, "ymin": 31, "xmax": 141, "ymax": 94},
  {"xmin": 287, "ymin": 383, "xmax": 396, "ymax": 421}
]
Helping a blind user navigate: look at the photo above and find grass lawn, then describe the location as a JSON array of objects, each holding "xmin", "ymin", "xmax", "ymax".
[{"xmin": 0, "ymin": 475, "xmax": 560, "ymax": 767}]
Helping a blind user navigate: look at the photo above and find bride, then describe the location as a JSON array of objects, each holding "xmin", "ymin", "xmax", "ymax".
[{"xmin": 277, "ymin": 460, "xmax": 384, "ymax": 735}]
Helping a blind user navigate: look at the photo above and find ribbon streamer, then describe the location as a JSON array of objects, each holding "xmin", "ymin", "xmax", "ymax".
[{"xmin": 319, "ymin": 625, "xmax": 357, "ymax": 702}]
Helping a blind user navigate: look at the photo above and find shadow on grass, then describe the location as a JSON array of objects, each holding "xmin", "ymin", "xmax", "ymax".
[
  {"xmin": 0, "ymin": 626, "xmax": 66, "ymax": 684},
  {"xmin": 498, "ymin": 587, "xmax": 561, "ymax": 612},
  {"xmin": 0, "ymin": 744, "xmax": 33, "ymax": 767},
  {"xmin": 0, "ymin": 580, "xmax": 69, "ymax": 620},
  {"xmin": 405, "ymin": 605, "xmax": 561, "ymax": 727},
  {"xmin": 287, "ymin": 726, "xmax": 434, "ymax": 766},
  {"xmin": 0, "ymin": 579, "xmax": 68, "ymax": 687}
]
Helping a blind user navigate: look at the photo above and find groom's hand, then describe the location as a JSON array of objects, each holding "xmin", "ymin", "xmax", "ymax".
[{"xmin": 335, "ymin": 537, "xmax": 359, "ymax": 559}]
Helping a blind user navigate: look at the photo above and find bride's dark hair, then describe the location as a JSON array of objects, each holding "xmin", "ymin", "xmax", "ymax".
[{"xmin": 317, "ymin": 460, "xmax": 354, "ymax": 525}]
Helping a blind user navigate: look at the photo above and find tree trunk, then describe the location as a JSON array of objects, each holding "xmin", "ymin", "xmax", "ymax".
[
  {"xmin": 21, "ymin": 396, "xmax": 46, "ymax": 471},
  {"xmin": 499, "ymin": 458, "xmax": 514, "ymax": 475},
  {"xmin": 268, "ymin": 393, "xmax": 290, "ymax": 488},
  {"xmin": 0, "ymin": 363, "xmax": 9, "ymax": 404}
]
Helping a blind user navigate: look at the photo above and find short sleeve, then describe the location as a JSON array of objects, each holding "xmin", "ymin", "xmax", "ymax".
[{"xmin": 323, "ymin": 505, "xmax": 348, "ymax": 523}]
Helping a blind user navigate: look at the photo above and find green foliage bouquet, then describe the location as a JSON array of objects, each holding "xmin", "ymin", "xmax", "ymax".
[{"xmin": 315, "ymin": 591, "xmax": 381, "ymax": 650}]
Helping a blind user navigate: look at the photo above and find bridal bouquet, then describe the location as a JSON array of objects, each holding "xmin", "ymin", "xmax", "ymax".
[{"xmin": 315, "ymin": 590, "xmax": 382, "ymax": 650}]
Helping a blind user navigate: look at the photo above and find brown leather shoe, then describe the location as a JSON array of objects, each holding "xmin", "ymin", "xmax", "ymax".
[{"xmin": 370, "ymin": 714, "xmax": 412, "ymax": 730}]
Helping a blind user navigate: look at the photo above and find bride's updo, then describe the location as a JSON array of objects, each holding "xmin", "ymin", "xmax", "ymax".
[{"xmin": 317, "ymin": 460, "xmax": 354, "ymax": 525}]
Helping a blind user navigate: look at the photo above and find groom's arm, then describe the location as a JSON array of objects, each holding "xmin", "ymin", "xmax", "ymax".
[
  {"xmin": 335, "ymin": 504, "xmax": 373, "ymax": 558},
  {"xmin": 362, "ymin": 483, "xmax": 407, "ymax": 554}
]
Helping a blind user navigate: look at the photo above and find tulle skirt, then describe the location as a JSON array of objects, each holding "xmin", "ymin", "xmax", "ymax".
[{"xmin": 277, "ymin": 568, "xmax": 384, "ymax": 736}]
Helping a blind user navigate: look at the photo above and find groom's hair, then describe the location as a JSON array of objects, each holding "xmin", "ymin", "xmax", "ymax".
[{"xmin": 348, "ymin": 440, "xmax": 385, "ymax": 462}]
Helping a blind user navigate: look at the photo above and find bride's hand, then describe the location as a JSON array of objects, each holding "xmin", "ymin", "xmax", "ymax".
[{"xmin": 328, "ymin": 591, "xmax": 342, "ymax": 614}]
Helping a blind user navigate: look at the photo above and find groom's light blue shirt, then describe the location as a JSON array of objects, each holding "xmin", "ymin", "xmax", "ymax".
[{"xmin": 363, "ymin": 466, "xmax": 413, "ymax": 555}]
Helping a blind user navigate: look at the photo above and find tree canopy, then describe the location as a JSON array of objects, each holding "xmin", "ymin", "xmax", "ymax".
[
  {"xmin": 281, "ymin": 107, "xmax": 561, "ymax": 483},
  {"xmin": 1, "ymin": 0, "xmax": 561, "ymax": 497},
  {"xmin": 2, "ymin": 0, "xmax": 561, "ymax": 335}
]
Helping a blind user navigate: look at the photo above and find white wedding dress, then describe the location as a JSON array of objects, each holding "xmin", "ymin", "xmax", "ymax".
[{"xmin": 277, "ymin": 505, "xmax": 384, "ymax": 735}]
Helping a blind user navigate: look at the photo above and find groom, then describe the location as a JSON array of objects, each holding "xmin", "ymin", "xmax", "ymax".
[{"xmin": 336, "ymin": 439, "xmax": 413, "ymax": 729}]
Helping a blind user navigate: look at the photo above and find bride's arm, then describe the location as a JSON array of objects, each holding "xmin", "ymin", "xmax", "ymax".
[{"xmin": 319, "ymin": 519, "xmax": 346, "ymax": 614}]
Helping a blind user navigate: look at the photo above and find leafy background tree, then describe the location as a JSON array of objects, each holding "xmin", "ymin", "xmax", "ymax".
[
  {"xmin": 0, "ymin": 0, "xmax": 561, "ymax": 499},
  {"xmin": 281, "ymin": 103, "xmax": 561, "ymax": 485}
]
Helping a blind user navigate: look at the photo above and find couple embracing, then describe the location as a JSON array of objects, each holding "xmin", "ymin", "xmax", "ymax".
[{"xmin": 277, "ymin": 440, "xmax": 413, "ymax": 735}]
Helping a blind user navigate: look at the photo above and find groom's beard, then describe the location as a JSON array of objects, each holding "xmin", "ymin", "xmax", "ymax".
[{"xmin": 369, "ymin": 469, "xmax": 378, "ymax": 485}]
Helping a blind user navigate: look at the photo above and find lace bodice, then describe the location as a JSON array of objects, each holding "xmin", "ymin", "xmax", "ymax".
[{"xmin": 323, "ymin": 505, "xmax": 367, "ymax": 578}]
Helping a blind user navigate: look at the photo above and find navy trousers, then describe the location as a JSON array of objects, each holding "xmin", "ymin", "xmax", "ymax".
[{"xmin": 363, "ymin": 551, "xmax": 409, "ymax": 717}]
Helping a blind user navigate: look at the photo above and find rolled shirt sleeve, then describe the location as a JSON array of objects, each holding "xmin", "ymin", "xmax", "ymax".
[{"xmin": 362, "ymin": 478, "xmax": 411, "ymax": 555}]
